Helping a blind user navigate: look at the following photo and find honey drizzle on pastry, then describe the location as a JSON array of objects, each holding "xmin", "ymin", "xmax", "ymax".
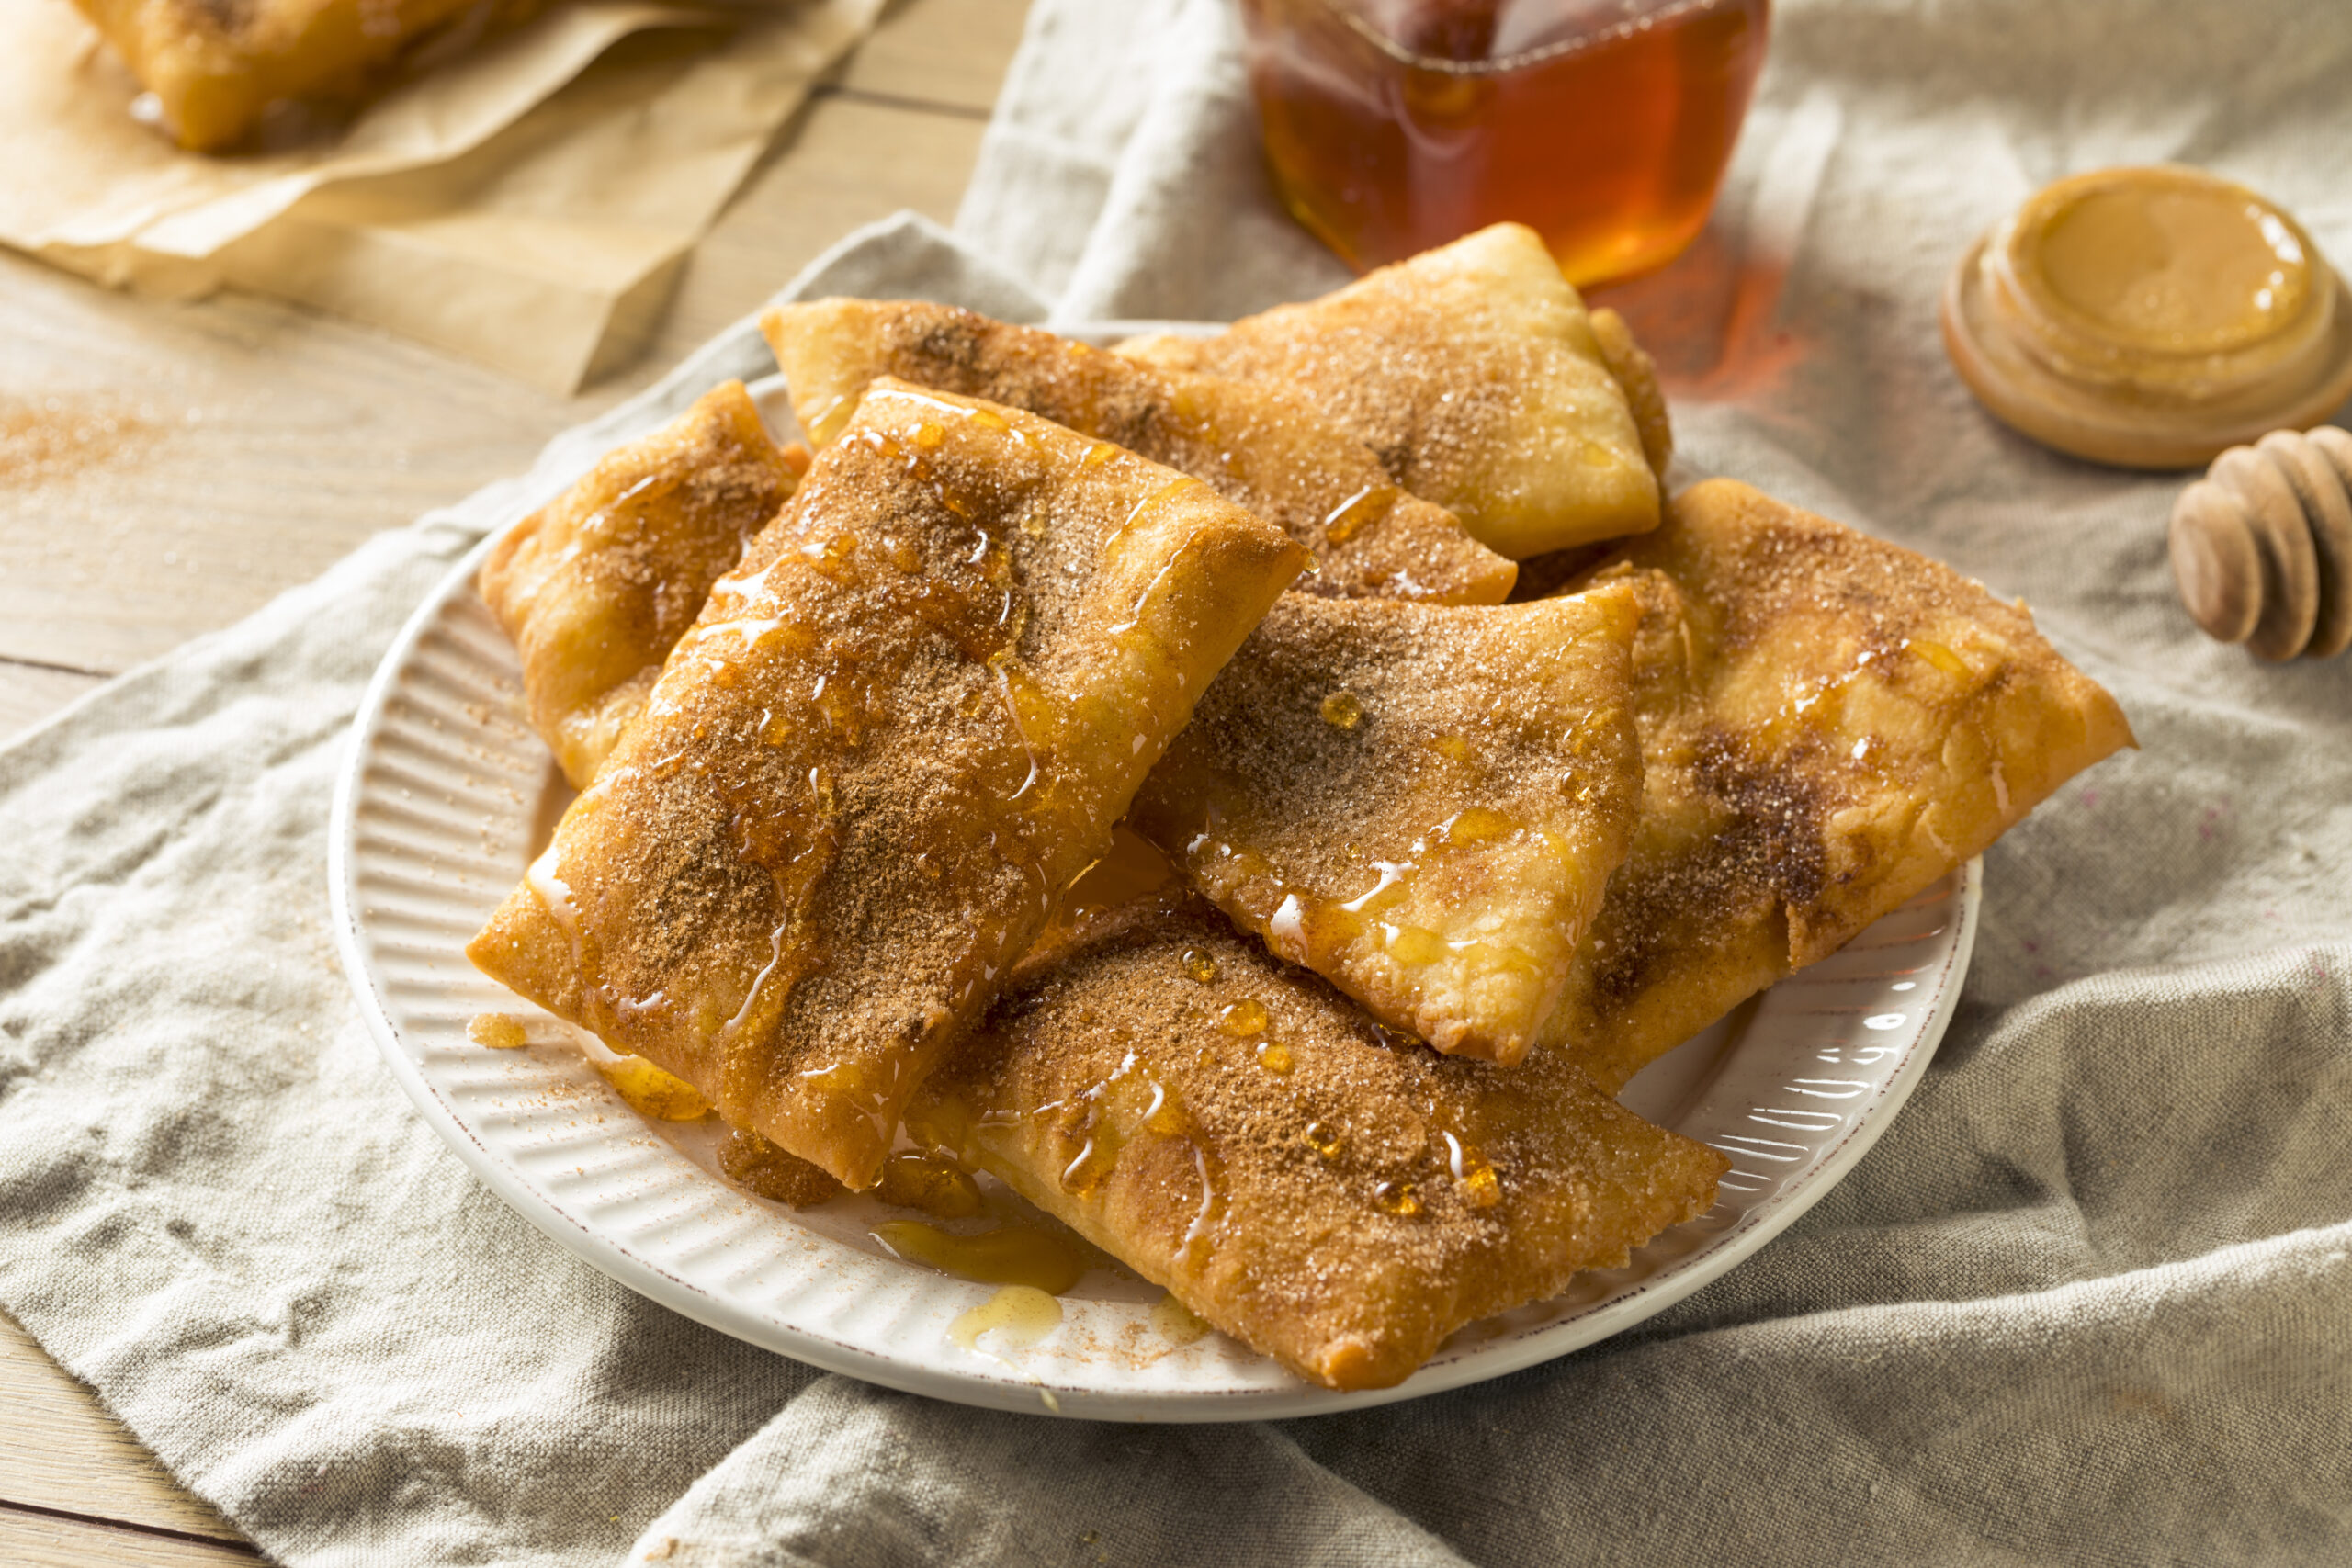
[
  {"xmin": 762, "ymin": 300, "xmax": 1517, "ymax": 606},
  {"xmin": 908, "ymin": 887, "xmax": 1730, "ymax": 1391},
  {"xmin": 468, "ymin": 378, "xmax": 1306, "ymax": 1189},
  {"xmin": 1125, "ymin": 588, "xmax": 1645, "ymax": 1065}
]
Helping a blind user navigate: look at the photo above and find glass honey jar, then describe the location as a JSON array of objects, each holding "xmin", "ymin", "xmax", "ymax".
[{"xmin": 1238, "ymin": 0, "xmax": 1770, "ymax": 286}]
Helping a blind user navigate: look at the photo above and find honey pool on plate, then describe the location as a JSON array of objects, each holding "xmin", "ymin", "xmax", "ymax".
[{"xmin": 1240, "ymin": 0, "xmax": 1769, "ymax": 284}]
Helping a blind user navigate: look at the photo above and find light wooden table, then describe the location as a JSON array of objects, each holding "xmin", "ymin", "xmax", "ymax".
[{"xmin": 0, "ymin": 1, "xmax": 1029, "ymax": 1558}]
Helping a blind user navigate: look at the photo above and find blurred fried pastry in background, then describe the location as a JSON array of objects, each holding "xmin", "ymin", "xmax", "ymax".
[
  {"xmin": 1128, "ymin": 588, "xmax": 1644, "ymax": 1064},
  {"xmin": 910, "ymin": 889, "xmax": 1726, "ymax": 1393},
  {"xmin": 469, "ymin": 381, "xmax": 1307, "ymax": 1187},
  {"xmin": 1540, "ymin": 479, "xmax": 2136, "ymax": 1091},
  {"xmin": 762, "ymin": 299, "xmax": 1516, "ymax": 606},
  {"xmin": 1117, "ymin": 222, "xmax": 1662, "ymax": 559},
  {"xmin": 74, "ymin": 0, "xmax": 551, "ymax": 152},
  {"xmin": 478, "ymin": 379, "xmax": 802, "ymax": 788}
]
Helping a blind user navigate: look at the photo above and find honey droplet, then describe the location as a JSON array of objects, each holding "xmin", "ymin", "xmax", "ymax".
[
  {"xmin": 1459, "ymin": 1162, "xmax": 1502, "ymax": 1210},
  {"xmin": 1384, "ymin": 924, "xmax": 1448, "ymax": 964},
  {"xmin": 1374, "ymin": 1179, "xmax": 1421, "ymax": 1217},
  {"xmin": 1141, "ymin": 1077, "xmax": 1193, "ymax": 1138},
  {"xmin": 596, "ymin": 1055, "xmax": 712, "ymax": 1121},
  {"xmin": 1440, "ymin": 807, "xmax": 1514, "ymax": 845},
  {"xmin": 801, "ymin": 530, "xmax": 857, "ymax": 572},
  {"xmin": 970, "ymin": 407, "xmax": 1011, "ymax": 433},
  {"xmin": 1019, "ymin": 511, "xmax": 1048, "ymax": 538},
  {"xmin": 1430, "ymin": 734, "xmax": 1472, "ymax": 761},
  {"xmin": 1179, "ymin": 947, "xmax": 1218, "ymax": 983},
  {"xmin": 876, "ymin": 1151, "xmax": 983, "ymax": 1220},
  {"xmin": 467, "ymin": 1012, "xmax": 527, "ymax": 1050},
  {"xmin": 1907, "ymin": 638, "xmax": 1972, "ymax": 679},
  {"xmin": 1148, "ymin": 1292, "xmax": 1211, "ymax": 1347},
  {"xmin": 1256, "ymin": 1041, "xmax": 1295, "ymax": 1074},
  {"xmin": 948, "ymin": 1284, "xmax": 1062, "ymax": 1353},
  {"xmin": 1080, "ymin": 441, "xmax": 1114, "ymax": 469},
  {"xmin": 1218, "ymin": 998, "xmax": 1269, "ymax": 1036},
  {"xmin": 1303, "ymin": 1121, "xmax": 1344, "ymax": 1158},
  {"xmin": 1320, "ymin": 482, "xmax": 1393, "ymax": 544},
  {"xmin": 876, "ymin": 1219, "xmax": 1091, "ymax": 1294},
  {"xmin": 913, "ymin": 421, "xmax": 944, "ymax": 450},
  {"xmin": 1319, "ymin": 691, "xmax": 1363, "ymax": 729}
]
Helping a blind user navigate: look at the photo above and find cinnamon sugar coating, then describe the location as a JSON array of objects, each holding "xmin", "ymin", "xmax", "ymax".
[
  {"xmin": 909, "ymin": 889, "xmax": 1725, "ymax": 1393},
  {"xmin": 468, "ymin": 381, "xmax": 1307, "ymax": 1187},
  {"xmin": 1127, "ymin": 589, "xmax": 1644, "ymax": 1065},
  {"xmin": 1540, "ymin": 479, "xmax": 2137, "ymax": 1090},
  {"xmin": 477, "ymin": 380, "xmax": 801, "ymax": 788},
  {"xmin": 1116, "ymin": 223, "xmax": 1661, "ymax": 559},
  {"xmin": 74, "ymin": 0, "xmax": 545, "ymax": 152},
  {"xmin": 762, "ymin": 299, "xmax": 1516, "ymax": 606}
]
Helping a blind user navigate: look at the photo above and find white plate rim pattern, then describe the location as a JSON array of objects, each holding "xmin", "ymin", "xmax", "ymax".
[{"xmin": 328, "ymin": 334, "xmax": 1981, "ymax": 1422}]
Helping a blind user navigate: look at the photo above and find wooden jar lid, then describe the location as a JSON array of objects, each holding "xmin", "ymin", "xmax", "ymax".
[{"xmin": 1943, "ymin": 166, "xmax": 2352, "ymax": 469}]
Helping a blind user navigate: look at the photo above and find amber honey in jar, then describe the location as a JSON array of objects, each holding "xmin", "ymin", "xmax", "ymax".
[{"xmin": 1239, "ymin": 0, "xmax": 1770, "ymax": 285}]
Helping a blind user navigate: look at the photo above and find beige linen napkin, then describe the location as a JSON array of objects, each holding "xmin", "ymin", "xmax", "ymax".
[{"xmin": 3, "ymin": 0, "xmax": 880, "ymax": 389}]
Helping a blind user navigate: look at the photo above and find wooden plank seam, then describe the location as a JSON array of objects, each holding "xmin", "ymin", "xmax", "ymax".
[{"xmin": 0, "ymin": 1496, "xmax": 263, "ymax": 1559}]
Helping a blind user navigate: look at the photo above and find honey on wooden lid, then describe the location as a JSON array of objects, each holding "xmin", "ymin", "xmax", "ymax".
[{"xmin": 1942, "ymin": 165, "xmax": 2352, "ymax": 468}]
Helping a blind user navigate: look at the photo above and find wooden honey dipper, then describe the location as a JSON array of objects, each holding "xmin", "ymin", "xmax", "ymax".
[{"xmin": 2169, "ymin": 427, "xmax": 2352, "ymax": 660}]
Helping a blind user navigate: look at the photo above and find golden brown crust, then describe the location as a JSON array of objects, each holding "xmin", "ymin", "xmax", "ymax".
[
  {"xmin": 1126, "ymin": 588, "xmax": 1644, "ymax": 1064},
  {"xmin": 718, "ymin": 1127, "xmax": 845, "ymax": 1208},
  {"xmin": 477, "ymin": 380, "xmax": 798, "ymax": 788},
  {"xmin": 910, "ymin": 890, "xmax": 1725, "ymax": 1393},
  {"xmin": 1589, "ymin": 307, "xmax": 1674, "ymax": 481},
  {"xmin": 1541, "ymin": 479, "xmax": 2138, "ymax": 1090},
  {"xmin": 1115, "ymin": 223, "xmax": 1660, "ymax": 559},
  {"xmin": 761, "ymin": 299, "xmax": 1516, "ymax": 607},
  {"xmin": 74, "ymin": 0, "xmax": 543, "ymax": 152},
  {"xmin": 468, "ymin": 381, "xmax": 1308, "ymax": 1187}
]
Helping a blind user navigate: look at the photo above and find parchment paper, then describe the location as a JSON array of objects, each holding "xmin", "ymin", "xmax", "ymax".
[{"xmin": 1, "ymin": 0, "xmax": 881, "ymax": 389}]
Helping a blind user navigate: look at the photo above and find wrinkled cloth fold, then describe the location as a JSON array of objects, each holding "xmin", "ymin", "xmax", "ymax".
[{"xmin": 1, "ymin": 1, "xmax": 2347, "ymax": 1564}]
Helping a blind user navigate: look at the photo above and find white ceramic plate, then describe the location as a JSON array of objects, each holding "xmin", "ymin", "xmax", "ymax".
[{"xmin": 330, "ymin": 340, "xmax": 1980, "ymax": 1422}]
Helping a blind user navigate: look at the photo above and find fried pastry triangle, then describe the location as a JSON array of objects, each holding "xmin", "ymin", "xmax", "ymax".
[
  {"xmin": 1540, "ymin": 479, "xmax": 2137, "ymax": 1091},
  {"xmin": 1116, "ymin": 222, "xmax": 1662, "ymax": 559},
  {"xmin": 74, "ymin": 0, "xmax": 542, "ymax": 152},
  {"xmin": 469, "ymin": 380, "xmax": 1309, "ymax": 1187},
  {"xmin": 1125, "ymin": 589, "xmax": 1645, "ymax": 1064},
  {"xmin": 908, "ymin": 888, "xmax": 1726, "ymax": 1393},
  {"xmin": 478, "ymin": 379, "xmax": 803, "ymax": 788},
  {"xmin": 762, "ymin": 300, "xmax": 1516, "ymax": 606}
]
